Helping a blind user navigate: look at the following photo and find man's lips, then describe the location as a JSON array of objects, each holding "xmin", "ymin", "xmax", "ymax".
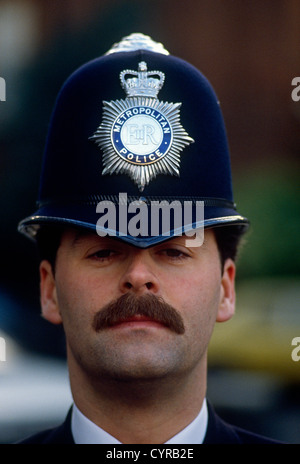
[{"xmin": 109, "ymin": 315, "xmax": 167, "ymax": 328}]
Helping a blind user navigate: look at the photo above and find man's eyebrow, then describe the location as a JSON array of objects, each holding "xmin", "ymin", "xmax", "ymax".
[
  {"xmin": 71, "ymin": 230, "xmax": 95, "ymax": 247},
  {"xmin": 70, "ymin": 230, "xmax": 120, "ymax": 248}
]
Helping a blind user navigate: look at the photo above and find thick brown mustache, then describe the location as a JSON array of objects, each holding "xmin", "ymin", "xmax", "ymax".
[{"xmin": 92, "ymin": 293, "xmax": 185, "ymax": 334}]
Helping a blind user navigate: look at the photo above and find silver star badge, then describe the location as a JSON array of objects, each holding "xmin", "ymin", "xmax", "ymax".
[{"xmin": 90, "ymin": 60, "xmax": 194, "ymax": 191}]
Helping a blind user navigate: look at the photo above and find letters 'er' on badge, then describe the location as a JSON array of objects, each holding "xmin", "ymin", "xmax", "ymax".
[{"xmin": 90, "ymin": 61, "xmax": 194, "ymax": 191}]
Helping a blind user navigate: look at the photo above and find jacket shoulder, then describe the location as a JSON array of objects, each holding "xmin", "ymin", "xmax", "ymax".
[
  {"xmin": 16, "ymin": 409, "xmax": 74, "ymax": 444},
  {"xmin": 230, "ymin": 425, "xmax": 285, "ymax": 444},
  {"xmin": 204, "ymin": 401, "xmax": 285, "ymax": 444}
]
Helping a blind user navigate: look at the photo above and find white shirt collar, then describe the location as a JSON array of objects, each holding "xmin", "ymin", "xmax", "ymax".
[{"xmin": 71, "ymin": 398, "xmax": 208, "ymax": 444}]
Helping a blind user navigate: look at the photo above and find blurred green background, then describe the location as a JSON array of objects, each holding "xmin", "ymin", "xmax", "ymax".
[{"xmin": 0, "ymin": 0, "xmax": 299, "ymax": 443}]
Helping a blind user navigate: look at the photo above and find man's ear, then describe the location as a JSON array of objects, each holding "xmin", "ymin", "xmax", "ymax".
[
  {"xmin": 39, "ymin": 260, "xmax": 62, "ymax": 325},
  {"xmin": 216, "ymin": 258, "xmax": 236, "ymax": 323}
]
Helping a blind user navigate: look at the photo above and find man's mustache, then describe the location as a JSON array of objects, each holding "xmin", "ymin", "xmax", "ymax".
[{"xmin": 92, "ymin": 293, "xmax": 185, "ymax": 335}]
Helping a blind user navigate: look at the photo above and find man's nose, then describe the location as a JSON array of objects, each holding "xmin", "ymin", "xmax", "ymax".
[{"xmin": 119, "ymin": 251, "xmax": 160, "ymax": 295}]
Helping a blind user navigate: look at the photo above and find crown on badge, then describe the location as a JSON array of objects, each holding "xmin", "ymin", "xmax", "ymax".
[{"xmin": 120, "ymin": 61, "xmax": 165, "ymax": 98}]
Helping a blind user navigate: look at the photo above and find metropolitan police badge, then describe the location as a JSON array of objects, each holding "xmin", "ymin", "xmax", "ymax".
[{"xmin": 90, "ymin": 60, "xmax": 194, "ymax": 191}]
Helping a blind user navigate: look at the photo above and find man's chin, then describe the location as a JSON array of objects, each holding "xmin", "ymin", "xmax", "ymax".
[{"xmin": 92, "ymin": 340, "xmax": 182, "ymax": 382}]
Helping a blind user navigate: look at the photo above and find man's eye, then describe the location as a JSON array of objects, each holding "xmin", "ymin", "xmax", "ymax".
[
  {"xmin": 91, "ymin": 249, "xmax": 115, "ymax": 259},
  {"xmin": 165, "ymin": 249, "xmax": 181, "ymax": 257},
  {"xmin": 161, "ymin": 249, "xmax": 189, "ymax": 260}
]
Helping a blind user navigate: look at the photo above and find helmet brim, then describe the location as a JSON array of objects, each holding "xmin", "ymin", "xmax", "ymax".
[{"xmin": 18, "ymin": 201, "xmax": 249, "ymax": 248}]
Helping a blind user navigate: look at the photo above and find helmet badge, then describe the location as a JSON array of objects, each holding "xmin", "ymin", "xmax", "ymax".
[{"xmin": 90, "ymin": 61, "xmax": 194, "ymax": 191}]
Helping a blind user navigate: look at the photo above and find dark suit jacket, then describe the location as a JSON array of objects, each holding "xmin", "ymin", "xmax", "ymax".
[{"xmin": 16, "ymin": 402, "xmax": 284, "ymax": 444}]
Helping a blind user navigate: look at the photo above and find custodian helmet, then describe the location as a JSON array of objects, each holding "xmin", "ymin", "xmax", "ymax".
[{"xmin": 18, "ymin": 33, "xmax": 248, "ymax": 247}]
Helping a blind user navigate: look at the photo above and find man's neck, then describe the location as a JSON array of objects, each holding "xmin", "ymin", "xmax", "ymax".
[
  {"xmin": 69, "ymin": 360, "xmax": 207, "ymax": 444},
  {"xmin": 72, "ymin": 398, "xmax": 208, "ymax": 444}
]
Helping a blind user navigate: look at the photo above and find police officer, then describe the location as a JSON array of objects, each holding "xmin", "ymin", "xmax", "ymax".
[{"xmin": 17, "ymin": 34, "xmax": 282, "ymax": 444}]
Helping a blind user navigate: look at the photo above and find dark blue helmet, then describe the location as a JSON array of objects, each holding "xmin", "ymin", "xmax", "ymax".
[{"xmin": 18, "ymin": 33, "xmax": 248, "ymax": 247}]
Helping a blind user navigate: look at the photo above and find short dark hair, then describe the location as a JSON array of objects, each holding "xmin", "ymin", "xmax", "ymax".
[
  {"xmin": 35, "ymin": 224, "xmax": 247, "ymax": 273},
  {"xmin": 35, "ymin": 225, "xmax": 63, "ymax": 272},
  {"xmin": 212, "ymin": 225, "xmax": 247, "ymax": 269}
]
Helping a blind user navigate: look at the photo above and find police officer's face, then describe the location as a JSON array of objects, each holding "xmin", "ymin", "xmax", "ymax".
[{"xmin": 40, "ymin": 228, "xmax": 235, "ymax": 383}]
